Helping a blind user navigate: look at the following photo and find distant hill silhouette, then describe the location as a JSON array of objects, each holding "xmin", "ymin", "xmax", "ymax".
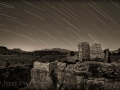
[
  {"xmin": 110, "ymin": 48, "xmax": 120, "ymax": 53},
  {"xmin": 0, "ymin": 46, "xmax": 8, "ymax": 51},
  {"xmin": 40, "ymin": 48, "xmax": 70, "ymax": 52},
  {"xmin": 0, "ymin": 46, "xmax": 71, "ymax": 54},
  {"xmin": 12, "ymin": 48, "xmax": 24, "ymax": 53}
]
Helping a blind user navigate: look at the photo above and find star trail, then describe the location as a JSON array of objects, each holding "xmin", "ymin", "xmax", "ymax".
[{"xmin": 0, "ymin": 0, "xmax": 120, "ymax": 51}]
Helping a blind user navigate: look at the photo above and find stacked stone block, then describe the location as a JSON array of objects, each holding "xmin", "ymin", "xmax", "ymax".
[
  {"xmin": 90, "ymin": 43, "xmax": 105, "ymax": 61},
  {"xmin": 104, "ymin": 49, "xmax": 110, "ymax": 63},
  {"xmin": 78, "ymin": 42, "xmax": 90, "ymax": 62}
]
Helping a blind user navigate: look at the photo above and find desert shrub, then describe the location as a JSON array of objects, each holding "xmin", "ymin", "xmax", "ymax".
[{"xmin": 97, "ymin": 63, "xmax": 120, "ymax": 79}]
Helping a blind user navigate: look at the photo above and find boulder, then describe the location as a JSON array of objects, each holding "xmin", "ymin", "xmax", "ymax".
[
  {"xmin": 55, "ymin": 70, "xmax": 65, "ymax": 89},
  {"xmin": 63, "ymin": 72, "xmax": 77, "ymax": 90},
  {"xmin": 57, "ymin": 62, "xmax": 66, "ymax": 71},
  {"xmin": 29, "ymin": 68, "xmax": 53, "ymax": 90},
  {"xmin": 49, "ymin": 62, "xmax": 57, "ymax": 71},
  {"xmin": 33, "ymin": 61, "xmax": 49, "ymax": 72}
]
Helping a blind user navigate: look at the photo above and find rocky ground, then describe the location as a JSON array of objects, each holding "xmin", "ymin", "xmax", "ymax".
[
  {"xmin": 20, "ymin": 61, "xmax": 120, "ymax": 90},
  {"xmin": 0, "ymin": 59, "xmax": 120, "ymax": 90}
]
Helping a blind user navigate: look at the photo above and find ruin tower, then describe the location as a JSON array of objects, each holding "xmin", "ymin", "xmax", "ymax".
[
  {"xmin": 90, "ymin": 43, "xmax": 105, "ymax": 61},
  {"xmin": 91, "ymin": 43, "xmax": 102, "ymax": 52},
  {"xmin": 104, "ymin": 49, "xmax": 110, "ymax": 63},
  {"xmin": 78, "ymin": 43, "xmax": 83, "ymax": 62},
  {"xmin": 78, "ymin": 42, "xmax": 90, "ymax": 62}
]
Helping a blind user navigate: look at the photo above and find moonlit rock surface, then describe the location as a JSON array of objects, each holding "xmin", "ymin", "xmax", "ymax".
[{"xmin": 33, "ymin": 61, "xmax": 49, "ymax": 72}]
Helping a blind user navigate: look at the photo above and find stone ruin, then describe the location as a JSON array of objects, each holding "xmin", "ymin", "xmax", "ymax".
[
  {"xmin": 90, "ymin": 44, "xmax": 105, "ymax": 61},
  {"xmin": 78, "ymin": 42, "xmax": 90, "ymax": 62},
  {"xmin": 19, "ymin": 61, "xmax": 120, "ymax": 90},
  {"xmin": 21, "ymin": 60, "xmax": 89, "ymax": 90},
  {"xmin": 77, "ymin": 42, "xmax": 106, "ymax": 62}
]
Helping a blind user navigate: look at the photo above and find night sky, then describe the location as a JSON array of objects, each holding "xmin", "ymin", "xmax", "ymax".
[{"xmin": 0, "ymin": 0, "xmax": 120, "ymax": 51}]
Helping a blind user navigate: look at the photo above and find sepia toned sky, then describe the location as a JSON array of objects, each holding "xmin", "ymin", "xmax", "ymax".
[{"xmin": 0, "ymin": 0, "xmax": 120, "ymax": 51}]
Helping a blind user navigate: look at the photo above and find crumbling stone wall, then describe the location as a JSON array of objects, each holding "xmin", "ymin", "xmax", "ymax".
[
  {"xmin": 23, "ymin": 61, "xmax": 88, "ymax": 90},
  {"xmin": 90, "ymin": 44, "xmax": 105, "ymax": 61},
  {"xmin": 20, "ymin": 61, "xmax": 120, "ymax": 90},
  {"xmin": 78, "ymin": 42, "xmax": 90, "ymax": 62}
]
